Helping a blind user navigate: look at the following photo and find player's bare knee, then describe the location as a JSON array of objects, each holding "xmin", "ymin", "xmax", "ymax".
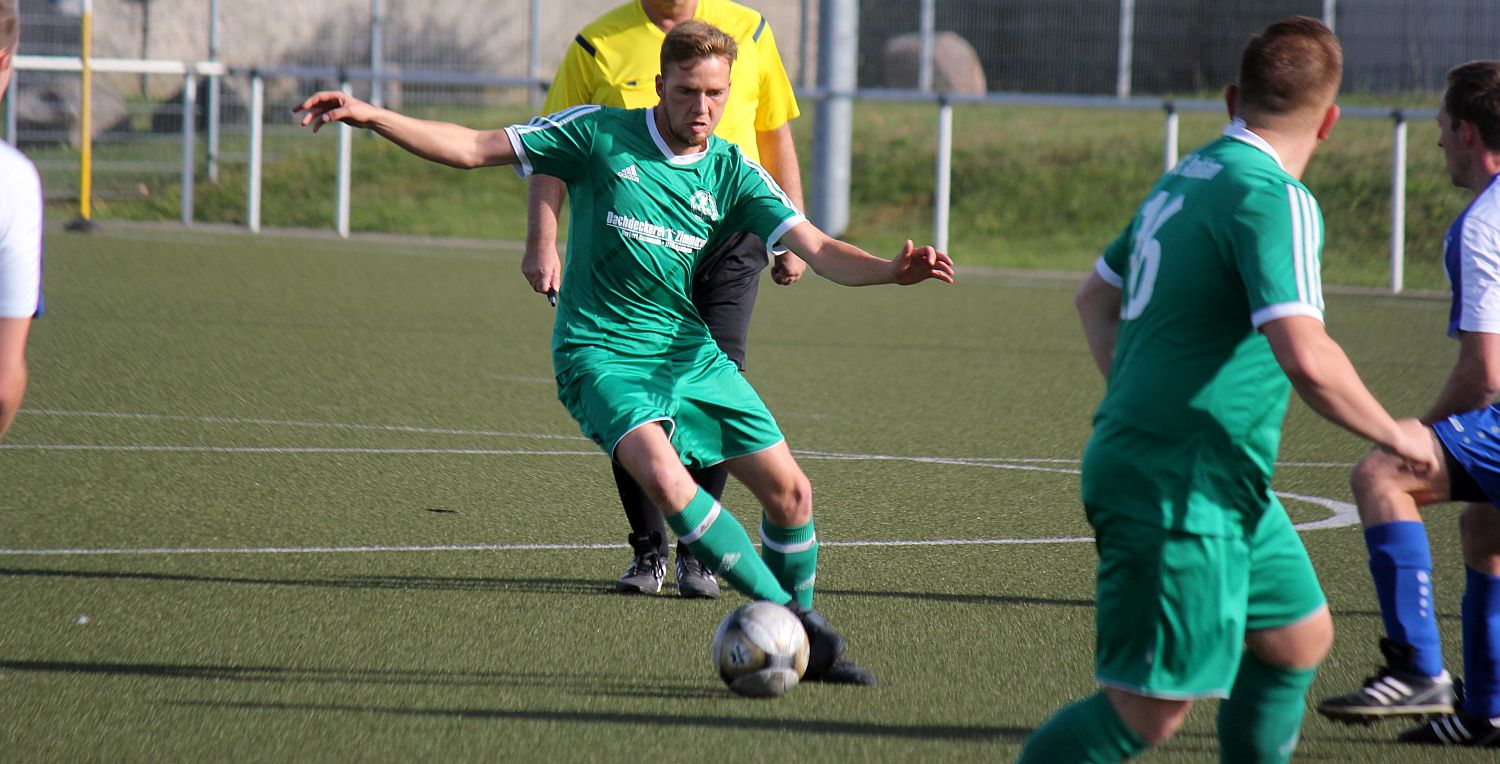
[
  {"xmin": 1249, "ymin": 607, "xmax": 1333, "ymax": 669},
  {"xmin": 1106, "ymin": 689, "xmax": 1190, "ymax": 746},
  {"xmin": 1350, "ymin": 452, "xmax": 1408, "ymax": 519},
  {"xmin": 762, "ymin": 473, "xmax": 812, "ymax": 527}
]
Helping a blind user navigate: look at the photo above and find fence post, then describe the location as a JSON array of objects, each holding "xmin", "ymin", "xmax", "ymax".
[
  {"xmin": 935, "ymin": 97, "xmax": 952, "ymax": 254},
  {"xmin": 1390, "ymin": 110, "xmax": 1407, "ymax": 293},
  {"xmin": 1116, "ymin": 0, "xmax": 1135, "ymax": 98},
  {"xmin": 207, "ymin": 0, "xmax": 221, "ymax": 183},
  {"xmin": 918, "ymin": 0, "xmax": 936, "ymax": 93},
  {"xmin": 1162, "ymin": 100, "xmax": 1178, "ymax": 172},
  {"xmin": 370, "ymin": 0, "xmax": 385, "ymax": 107},
  {"xmin": 181, "ymin": 72, "xmax": 197, "ymax": 226},
  {"xmin": 799, "ymin": 0, "xmax": 812, "ymax": 89},
  {"xmin": 336, "ymin": 77, "xmax": 353, "ymax": 238},
  {"xmin": 247, "ymin": 73, "xmax": 264, "ymax": 233},
  {"xmin": 1323, "ymin": 0, "xmax": 1337, "ymax": 32},
  {"xmin": 529, "ymin": 0, "xmax": 544, "ymax": 107},
  {"xmin": 811, "ymin": 0, "xmax": 856, "ymax": 238}
]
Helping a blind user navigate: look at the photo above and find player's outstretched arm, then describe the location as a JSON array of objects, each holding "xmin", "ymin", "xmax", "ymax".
[
  {"xmin": 778, "ymin": 222, "xmax": 954, "ymax": 287},
  {"xmin": 294, "ymin": 91, "xmax": 516, "ymax": 170},
  {"xmin": 1263, "ymin": 316, "xmax": 1439, "ymax": 473},
  {"xmin": 1075, "ymin": 271, "xmax": 1122, "ymax": 379}
]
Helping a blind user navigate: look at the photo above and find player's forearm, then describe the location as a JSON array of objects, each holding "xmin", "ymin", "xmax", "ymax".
[
  {"xmin": 757, "ymin": 125, "xmax": 804, "ymax": 211},
  {"xmin": 799, "ymin": 237, "xmax": 898, "ymax": 286},
  {"xmin": 527, "ymin": 175, "xmax": 566, "ymax": 252},
  {"xmin": 367, "ymin": 110, "xmax": 514, "ymax": 170},
  {"xmin": 1271, "ymin": 324, "xmax": 1402, "ymax": 449},
  {"xmin": 1075, "ymin": 273, "xmax": 1121, "ymax": 378},
  {"xmin": 1421, "ymin": 333, "xmax": 1500, "ymax": 423}
]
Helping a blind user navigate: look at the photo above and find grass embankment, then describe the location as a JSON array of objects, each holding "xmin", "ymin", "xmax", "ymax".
[{"xmin": 66, "ymin": 100, "xmax": 1462, "ymax": 289}]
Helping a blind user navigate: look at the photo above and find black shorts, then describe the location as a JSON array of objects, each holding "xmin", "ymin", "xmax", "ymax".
[{"xmin": 692, "ymin": 231, "xmax": 770, "ymax": 371}]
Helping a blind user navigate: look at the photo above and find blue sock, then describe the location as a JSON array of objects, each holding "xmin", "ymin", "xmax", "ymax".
[
  {"xmin": 1462, "ymin": 566, "xmax": 1500, "ymax": 718},
  {"xmin": 1366, "ymin": 521, "xmax": 1444, "ymax": 676}
]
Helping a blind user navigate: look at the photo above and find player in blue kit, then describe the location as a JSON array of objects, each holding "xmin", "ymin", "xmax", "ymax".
[{"xmin": 1316, "ymin": 61, "xmax": 1500, "ymax": 749}]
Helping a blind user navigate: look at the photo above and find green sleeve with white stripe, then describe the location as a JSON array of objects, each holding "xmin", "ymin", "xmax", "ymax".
[
  {"xmin": 719, "ymin": 148, "xmax": 803, "ymax": 247},
  {"xmin": 512, "ymin": 107, "xmax": 600, "ymax": 184},
  {"xmin": 1100, "ymin": 221, "xmax": 1134, "ymax": 281},
  {"xmin": 1230, "ymin": 181, "xmax": 1324, "ymax": 320}
]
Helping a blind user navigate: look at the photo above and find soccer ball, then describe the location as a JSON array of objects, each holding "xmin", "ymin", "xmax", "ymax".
[{"xmin": 711, "ymin": 601, "xmax": 810, "ymax": 698}]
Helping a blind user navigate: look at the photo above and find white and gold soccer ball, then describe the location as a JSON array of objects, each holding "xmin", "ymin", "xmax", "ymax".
[{"xmin": 711, "ymin": 601, "xmax": 810, "ymax": 698}]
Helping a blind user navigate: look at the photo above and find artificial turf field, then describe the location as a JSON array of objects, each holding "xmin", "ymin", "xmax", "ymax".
[{"xmin": 0, "ymin": 223, "xmax": 1490, "ymax": 762}]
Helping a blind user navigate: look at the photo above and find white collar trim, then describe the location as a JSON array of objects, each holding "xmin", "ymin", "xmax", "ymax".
[
  {"xmin": 646, "ymin": 108, "xmax": 709, "ymax": 166},
  {"xmin": 1223, "ymin": 119, "xmax": 1286, "ymax": 171}
]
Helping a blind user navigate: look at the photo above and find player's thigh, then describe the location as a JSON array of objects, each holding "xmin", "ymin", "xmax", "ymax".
[
  {"xmin": 1244, "ymin": 501, "xmax": 1331, "ymax": 667},
  {"xmin": 1430, "ymin": 405, "xmax": 1500, "ymax": 507},
  {"xmin": 1091, "ymin": 512, "xmax": 1250, "ymax": 700},
  {"xmin": 1352, "ymin": 435, "xmax": 1454, "ymax": 510},
  {"xmin": 556, "ymin": 355, "xmax": 676, "ymax": 455},
  {"xmin": 672, "ymin": 354, "xmax": 784, "ymax": 470}
]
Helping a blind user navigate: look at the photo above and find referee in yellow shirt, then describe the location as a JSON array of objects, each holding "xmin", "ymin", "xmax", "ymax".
[{"xmin": 524, "ymin": 0, "xmax": 807, "ymax": 598}]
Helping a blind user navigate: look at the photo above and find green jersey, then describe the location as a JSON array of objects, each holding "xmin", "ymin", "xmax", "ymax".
[
  {"xmin": 504, "ymin": 106, "xmax": 805, "ymax": 369},
  {"xmin": 1083, "ymin": 122, "xmax": 1326, "ymax": 535}
]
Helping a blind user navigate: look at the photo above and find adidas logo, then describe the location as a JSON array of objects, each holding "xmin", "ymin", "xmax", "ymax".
[
  {"xmin": 718, "ymin": 552, "xmax": 740, "ymax": 573},
  {"xmin": 617, "ymin": 164, "xmax": 641, "ymax": 183}
]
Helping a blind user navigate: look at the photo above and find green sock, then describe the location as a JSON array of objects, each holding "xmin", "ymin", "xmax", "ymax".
[
  {"xmin": 1216, "ymin": 652, "xmax": 1316, "ymax": 764},
  {"xmin": 1017, "ymin": 692, "xmax": 1148, "ymax": 764},
  {"xmin": 665, "ymin": 487, "xmax": 791, "ymax": 605},
  {"xmin": 761, "ymin": 518, "xmax": 818, "ymax": 608}
]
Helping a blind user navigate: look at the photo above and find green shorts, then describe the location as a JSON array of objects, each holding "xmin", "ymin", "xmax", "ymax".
[
  {"xmin": 1089, "ymin": 500, "xmax": 1326, "ymax": 700},
  {"xmin": 555, "ymin": 346, "xmax": 784, "ymax": 469}
]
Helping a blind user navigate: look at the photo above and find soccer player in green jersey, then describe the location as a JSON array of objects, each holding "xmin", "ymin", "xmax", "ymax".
[
  {"xmin": 1016, "ymin": 17, "xmax": 1436, "ymax": 763},
  {"xmin": 296, "ymin": 20, "xmax": 953, "ymax": 685}
]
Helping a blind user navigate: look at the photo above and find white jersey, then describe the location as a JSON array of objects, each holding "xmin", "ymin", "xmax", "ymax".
[
  {"xmin": 1444, "ymin": 173, "xmax": 1500, "ymax": 336},
  {"xmin": 0, "ymin": 141, "xmax": 43, "ymax": 319}
]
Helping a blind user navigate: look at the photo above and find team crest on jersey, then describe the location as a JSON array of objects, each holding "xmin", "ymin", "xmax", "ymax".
[{"xmin": 689, "ymin": 190, "xmax": 720, "ymax": 222}]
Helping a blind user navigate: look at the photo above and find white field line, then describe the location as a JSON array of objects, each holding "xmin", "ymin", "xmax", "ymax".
[
  {"xmin": 20, "ymin": 408, "xmax": 590, "ymax": 442},
  {"xmin": 0, "ymin": 410, "xmax": 1361, "ymax": 557}
]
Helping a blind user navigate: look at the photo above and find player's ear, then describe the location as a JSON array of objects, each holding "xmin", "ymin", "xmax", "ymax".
[
  {"xmin": 1316, "ymin": 104, "xmax": 1340, "ymax": 141},
  {"xmin": 655, "ymin": 74, "xmax": 664, "ymax": 100},
  {"xmin": 1460, "ymin": 118, "xmax": 1479, "ymax": 149},
  {"xmin": 1224, "ymin": 84, "xmax": 1239, "ymax": 120}
]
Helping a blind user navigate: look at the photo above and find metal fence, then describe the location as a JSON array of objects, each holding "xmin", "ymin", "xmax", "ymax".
[{"xmin": 4, "ymin": 1, "xmax": 1486, "ymax": 292}]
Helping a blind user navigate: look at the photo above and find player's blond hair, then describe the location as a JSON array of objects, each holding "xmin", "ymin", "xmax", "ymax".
[
  {"xmin": 0, "ymin": 0, "xmax": 18, "ymax": 55},
  {"xmin": 1444, "ymin": 61, "xmax": 1500, "ymax": 153},
  {"xmin": 1237, "ymin": 17, "xmax": 1342, "ymax": 126},
  {"xmin": 660, "ymin": 20, "xmax": 738, "ymax": 74}
]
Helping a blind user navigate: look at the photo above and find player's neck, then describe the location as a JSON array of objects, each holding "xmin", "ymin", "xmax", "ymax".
[
  {"xmin": 651, "ymin": 106, "xmax": 710, "ymax": 155},
  {"xmin": 641, "ymin": 0, "xmax": 698, "ymax": 31},
  {"xmin": 1242, "ymin": 124, "xmax": 1318, "ymax": 181},
  {"xmin": 1466, "ymin": 155, "xmax": 1500, "ymax": 195}
]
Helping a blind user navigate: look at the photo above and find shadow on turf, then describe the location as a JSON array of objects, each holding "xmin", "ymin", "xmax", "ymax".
[
  {"xmin": 0, "ymin": 658, "xmax": 721, "ymax": 698},
  {"xmin": 169, "ymin": 699, "xmax": 1035, "ymax": 741}
]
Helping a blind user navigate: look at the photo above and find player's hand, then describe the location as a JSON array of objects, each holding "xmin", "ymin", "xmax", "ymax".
[
  {"xmin": 771, "ymin": 251, "xmax": 806, "ymax": 285},
  {"xmin": 522, "ymin": 245, "xmax": 563, "ymax": 296},
  {"xmin": 1387, "ymin": 418, "xmax": 1441, "ymax": 476},
  {"xmin": 293, "ymin": 91, "xmax": 380, "ymax": 133},
  {"xmin": 890, "ymin": 240, "xmax": 955, "ymax": 285}
]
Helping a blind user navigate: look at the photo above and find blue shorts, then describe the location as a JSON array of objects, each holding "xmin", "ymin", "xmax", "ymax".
[{"xmin": 1433, "ymin": 404, "xmax": 1500, "ymax": 503}]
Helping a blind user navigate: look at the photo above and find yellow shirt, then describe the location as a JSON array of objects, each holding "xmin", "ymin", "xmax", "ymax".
[{"xmin": 542, "ymin": 0, "xmax": 799, "ymax": 163}]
